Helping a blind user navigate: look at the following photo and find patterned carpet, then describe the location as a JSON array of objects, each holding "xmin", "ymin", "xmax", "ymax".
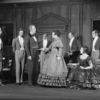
[{"xmin": 0, "ymin": 83, "xmax": 100, "ymax": 100}]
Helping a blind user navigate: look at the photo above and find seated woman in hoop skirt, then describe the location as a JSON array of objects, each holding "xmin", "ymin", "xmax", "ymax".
[
  {"xmin": 37, "ymin": 30, "xmax": 68, "ymax": 87},
  {"xmin": 67, "ymin": 46, "xmax": 100, "ymax": 89}
]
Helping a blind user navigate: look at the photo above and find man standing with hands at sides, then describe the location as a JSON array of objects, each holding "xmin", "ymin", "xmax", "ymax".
[
  {"xmin": 91, "ymin": 30, "xmax": 100, "ymax": 63},
  {"xmin": 25, "ymin": 25, "xmax": 39, "ymax": 86},
  {"xmin": 66, "ymin": 32, "xmax": 81, "ymax": 85},
  {"xmin": 12, "ymin": 28, "xmax": 25, "ymax": 85},
  {"xmin": 0, "ymin": 27, "xmax": 4, "ymax": 86},
  {"xmin": 67, "ymin": 32, "xmax": 81, "ymax": 63}
]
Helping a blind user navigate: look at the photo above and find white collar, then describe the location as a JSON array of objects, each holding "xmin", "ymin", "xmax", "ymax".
[
  {"xmin": 93, "ymin": 36, "xmax": 98, "ymax": 41},
  {"xmin": 33, "ymin": 36, "xmax": 37, "ymax": 42}
]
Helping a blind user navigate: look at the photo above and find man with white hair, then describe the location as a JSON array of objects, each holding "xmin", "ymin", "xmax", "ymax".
[{"xmin": 25, "ymin": 25, "xmax": 39, "ymax": 86}]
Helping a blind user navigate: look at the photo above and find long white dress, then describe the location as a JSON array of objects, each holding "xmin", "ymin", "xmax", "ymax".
[{"xmin": 37, "ymin": 37, "xmax": 68, "ymax": 87}]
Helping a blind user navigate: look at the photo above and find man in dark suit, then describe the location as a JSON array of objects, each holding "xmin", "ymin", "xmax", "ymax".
[
  {"xmin": 91, "ymin": 30, "xmax": 100, "ymax": 62},
  {"xmin": 65, "ymin": 32, "xmax": 81, "ymax": 64},
  {"xmin": 38, "ymin": 34, "xmax": 51, "ymax": 50},
  {"xmin": 65, "ymin": 32, "xmax": 81, "ymax": 86},
  {"xmin": 25, "ymin": 25, "xmax": 39, "ymax": 86},
  {"xmin": 0, "ymin": 27, "xmax": 4, "ymax": 86}
]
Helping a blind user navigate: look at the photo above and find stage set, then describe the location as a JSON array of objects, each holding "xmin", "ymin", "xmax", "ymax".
[{"xmin": 0, "ymin": 0, "xmax": 100, "ymax": 100}]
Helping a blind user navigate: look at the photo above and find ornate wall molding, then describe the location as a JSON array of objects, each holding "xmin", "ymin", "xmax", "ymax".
[{"xmin": 33, "ymin": 12, "xmax": 69, "ymax": 34}]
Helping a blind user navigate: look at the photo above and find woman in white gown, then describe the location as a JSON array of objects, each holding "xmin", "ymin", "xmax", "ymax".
[{"xmin": 37, "ymin": 30, "xmax": 68, "ymax": 87}]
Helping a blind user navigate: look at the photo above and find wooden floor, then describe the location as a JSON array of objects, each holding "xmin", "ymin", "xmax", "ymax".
[{"xmin": 0, "ymin": 83, "xmax": 100, "ymax": 100}]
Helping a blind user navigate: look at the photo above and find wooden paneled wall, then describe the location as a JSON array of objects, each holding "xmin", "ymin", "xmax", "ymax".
[{"xmin": 0, "ymin": 1, "xmax": 100, "ymax": 50}]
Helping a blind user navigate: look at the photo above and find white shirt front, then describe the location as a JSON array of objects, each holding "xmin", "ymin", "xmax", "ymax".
[
  {"xmin": 0, "ymin": 38, "xmax": 2, "ymax": 45},
  {"xmin": 0, "ymin": 38, "xmax": 2, "ymax": 50},
  {"xmin": 43, "ymin": 39, "xmax": 48, "ymax": 49},
  {"xmin": 92, "ymin": 36, "xmax": 98, "ymax": 51},
  {"xmin": 33, "ymin": 36, "xmax": 37, "ymax": 42},
  {"xmin": 18, "ymin": 36, "xmax": 24, "ymax": 50},
  {"xmin": 69, "ymin": 37, "xmax": 75, "ymax": 49}
]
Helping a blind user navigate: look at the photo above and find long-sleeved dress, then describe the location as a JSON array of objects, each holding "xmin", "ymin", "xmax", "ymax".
[{"xmin": 37, "ymin": 38, "xmax": 68, "ymax": 87}]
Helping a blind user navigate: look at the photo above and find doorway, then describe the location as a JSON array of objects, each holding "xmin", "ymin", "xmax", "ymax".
[
  {"xmin": 0, "ymin": 23, "xmax": 14, "ymax": 83},
  {"xmin": 0, "ymin": 23, "xmax": 14, "ymax": 57},
  {"xmin": 93, "ymin": 20, "xmax": 100, "ymax": 32},
  {"xmin": 0, "ymin": 23, "xmax": 13, "ymax": 46}
]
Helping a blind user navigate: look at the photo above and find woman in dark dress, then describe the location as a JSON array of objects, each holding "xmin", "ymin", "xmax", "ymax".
[
  {"xmin": 73, "ymin": 46, "xmax": 100, "ymax": 89},
  {"xmin": 67, "ymin": 46, "xmax": 100, "ymax": 89}
]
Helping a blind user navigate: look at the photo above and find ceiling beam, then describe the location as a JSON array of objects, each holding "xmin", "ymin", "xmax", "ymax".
[
  {"xmin": 0, "ymin": 0, "xmax": 54, "ymax": 3},
  {"xmin": 0, "ymin": 0, "xmax": 95, "ymax": 4}
]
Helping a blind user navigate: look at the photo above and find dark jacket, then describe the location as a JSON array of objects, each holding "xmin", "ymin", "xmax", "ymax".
[
  {"xmin": 0, "ymin": 38, "xmax": 3, "ymax": 61},
  {"xmin": 25, "ymin": 34, "xmax": 39, "ymax": 58},
  {"xmin": 69, "ymin": 38, "xmax": 81, "ymax": 53},
  {"xmin": 91, "ymin": 37, "xmax": 100, "ymax": 51}
]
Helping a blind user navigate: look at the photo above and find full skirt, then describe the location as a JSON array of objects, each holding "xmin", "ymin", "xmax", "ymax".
[{"xmin": 37, "ymin": 51, "xmax": 68, "ymax": 87}]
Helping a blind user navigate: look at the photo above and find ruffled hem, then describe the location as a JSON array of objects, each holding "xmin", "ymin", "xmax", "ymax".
[
  {"xmin": 37, "ymin": 73, "xmax": 67, "ymax": 87},
  {"xmin": 69, "ymin": 81, "xmax": 100, "ymax": 89}
]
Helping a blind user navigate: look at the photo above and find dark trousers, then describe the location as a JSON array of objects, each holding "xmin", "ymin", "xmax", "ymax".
[
  {"xmin": 0, "ymin": 51, "xmax": 2, "ymax": 82},
  {"xmin": 64, "ymin": 51, "xmax": 80, "ymax": 83},
  {"xmin": 27, "ymin": 51, "xmax": 40, "ymax": 85},
  {"xmin": 67, "ymin": 68, "xmax": 76, "ymax": 82},
  {"xmin": 64, "ymin": 51, "xmax": 80, "ymax": 64}
]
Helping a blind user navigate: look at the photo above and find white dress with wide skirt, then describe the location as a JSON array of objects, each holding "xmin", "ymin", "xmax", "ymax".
[{"xmin": 37, "ymin": 38, "xmax": 68, "ymax": 87}]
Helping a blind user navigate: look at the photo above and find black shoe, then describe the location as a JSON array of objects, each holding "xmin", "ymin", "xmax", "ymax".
[
  {"xmin": 33, "ymin": 83, "xmax": 37, "ymax": 86},
  {"xmin": 16, "ymin": 83, "xmax": 21, "ymax": 85},
  {"xmin": 90, "ymin": 86, "xmax": 96, "ymax": 90},
  {"xmin": 0, "ymin": 83, "xmax": 4, "ymax": 86},
  {"xmin": 28, "ymin": 83, "xmax": 33, "ymax": 86},
  {"xmin": 20, "ymin": 82, "xmax": 24, "ymax": 85}
]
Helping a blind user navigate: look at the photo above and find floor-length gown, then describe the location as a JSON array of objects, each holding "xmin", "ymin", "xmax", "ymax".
[
  {"xmin": 37, "ymin": 37, "xmax": 68, "ymax": 87},
  {"xmin": 73, "ymin": 56, "xmax": 100, "ymax": 89}
]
